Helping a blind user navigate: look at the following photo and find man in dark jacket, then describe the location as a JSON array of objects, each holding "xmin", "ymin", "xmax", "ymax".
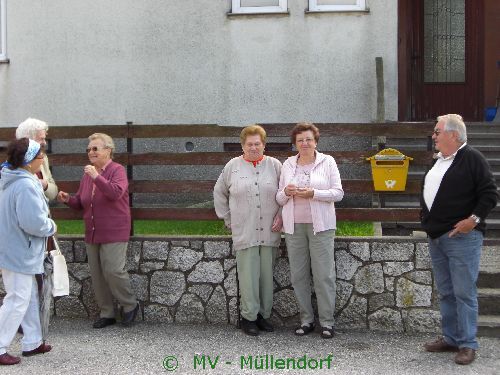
[{"xmin": 421, "ymin": 114, "xmax": 498, "ymax": 365}]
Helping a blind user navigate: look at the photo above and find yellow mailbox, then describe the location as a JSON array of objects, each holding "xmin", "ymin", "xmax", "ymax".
[{"xmin": 366, "ymin": 148, "xmax": 413, "ymax": 191}]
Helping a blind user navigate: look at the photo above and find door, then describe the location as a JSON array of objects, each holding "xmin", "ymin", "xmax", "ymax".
[{"xmin": 399, "ymin": 0, "xmax": 483, "ymax": 121}]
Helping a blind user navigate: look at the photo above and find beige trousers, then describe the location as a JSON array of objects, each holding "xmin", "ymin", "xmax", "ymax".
[
  {"xmin": 236, "ymin": 246, "xmax": 277, "ymax": 321},
  {"xmin": 285, "ymin": 224, "xmax": 336, "ymax": 327},
  {"xmin": 86, "ymin": 242, "xmax": 137, "ymax": 318}
]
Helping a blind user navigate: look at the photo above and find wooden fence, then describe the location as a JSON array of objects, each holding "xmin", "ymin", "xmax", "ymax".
[{"xmin": 0, "ymin": 122, "xmax": 435, "ymax": 224}]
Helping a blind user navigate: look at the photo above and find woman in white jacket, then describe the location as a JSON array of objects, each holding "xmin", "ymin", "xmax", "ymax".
[
  {"xmin": 276, "ymin": 122, "xmax": 343, "ymax": 339},
  {"xmin": 0, "ymin": 138, "xmax": 56, "ymax": 366}
]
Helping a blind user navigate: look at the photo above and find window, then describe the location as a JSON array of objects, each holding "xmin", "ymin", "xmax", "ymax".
[
  {"xmin": 308, "ymin": 0, "xmax": 367, "ymax": 12},
  {"xmin": 0, "ymin": 0, "xmax": 6, "ymax": 61},
  {"xmin": 231, "ymin": 0, "xmax": 288, "ymax": 14},
  {"xmin": 423, "ymin": 0, "xmax": 465, "ymax": 82}
]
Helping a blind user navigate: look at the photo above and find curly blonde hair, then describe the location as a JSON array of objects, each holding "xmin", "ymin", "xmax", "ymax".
[{"xmin": 240, "ymin": 125, "xmax": 267, "ymax": 145}]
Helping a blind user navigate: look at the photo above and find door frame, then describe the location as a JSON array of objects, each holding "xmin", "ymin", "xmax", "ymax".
[{"xmin": 398, "ymin": 0, "xmax": 485, "ymax": 121}]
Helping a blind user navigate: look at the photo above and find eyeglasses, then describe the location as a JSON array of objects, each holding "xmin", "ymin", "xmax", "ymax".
[
  {"xmin": 35, "ymin": 153, "xmax": 45, "ymax": 159},
  {"xmin": 86, "ymin": 146, "xmax": 106, "ymax": 153},
  {"xmin": 296, "ymin": 138, "xmax": 315, "ymax": 144}
]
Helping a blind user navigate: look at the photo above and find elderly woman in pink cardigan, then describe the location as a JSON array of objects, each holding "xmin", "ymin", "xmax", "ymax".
[
  {"xmin": 276, "ymin": 122, "xmax": 344, "ymax": 339},
  {"xmin": 57, "ymin": 133, "xmax": 138, "ymax": 329}
]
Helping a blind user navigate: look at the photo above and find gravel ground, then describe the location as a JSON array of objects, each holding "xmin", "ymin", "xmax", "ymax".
[{"xmin": 4, "ymin": 318, "xmax": 499, "ymax": 374}]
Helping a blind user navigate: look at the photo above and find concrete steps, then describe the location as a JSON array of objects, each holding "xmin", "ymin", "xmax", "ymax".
[
  {"xmin": 477, "ymin": 246, "xmax": 500, "ymax": 337},
  {"xmin": 478, "ymin": 288, "xmax": 500, "ymax": 315},
  {"xmin": 407, "ymin": 170, "xmax": 500, "ymax": 181},
  {"xmin": 477, "ymin": 315, "xmax": 500, "ymax": 338},
  {"xmin": 487, "ymin": 206, "xmax": 500, "ymax": 220}
]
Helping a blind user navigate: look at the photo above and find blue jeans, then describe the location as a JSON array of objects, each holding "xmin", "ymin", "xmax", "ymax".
[{"xmin": 428, "ymin": 230, "xmax": 483, "ymax": 350}]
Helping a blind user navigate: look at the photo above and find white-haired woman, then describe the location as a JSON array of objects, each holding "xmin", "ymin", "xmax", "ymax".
[
  {"xmin": 16, "ymin": 118, "xmax": 58, "ymax": 201},
  {"xmin": 57, "ymin": 133, "xmax": 139, "ymax": 329}
]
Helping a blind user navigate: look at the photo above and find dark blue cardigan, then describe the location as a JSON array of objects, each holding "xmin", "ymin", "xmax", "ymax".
[{"xmin": 420, "ymin": 145, "xmax": 498, "ymax": 239}]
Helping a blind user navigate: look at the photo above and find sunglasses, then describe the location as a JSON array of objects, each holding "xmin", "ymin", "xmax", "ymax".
[{"xmin": 86, "ymin": 146, "xmax": 107, "ymax": 153}]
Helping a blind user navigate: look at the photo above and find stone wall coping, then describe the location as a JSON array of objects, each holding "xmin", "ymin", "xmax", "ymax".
[
  {"xmin": 56, "ymin": 235, "xmax": 500, "ymax": 246},
  {"xmin": 59, "ymin": 235, "xmax": 427, "ymax": 243}
]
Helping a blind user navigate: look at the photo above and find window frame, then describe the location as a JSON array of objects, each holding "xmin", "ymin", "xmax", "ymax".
[
  {"xmin": 231, "ymin": 0, "xmax": 288, "ymax": 14},
  {"xmin": 308, "ymin": 0, "xmax": 367, "ymax": 12},
  {"xmin": 0, "ymin": 0, "xmax": 6, "ymax": 61}
]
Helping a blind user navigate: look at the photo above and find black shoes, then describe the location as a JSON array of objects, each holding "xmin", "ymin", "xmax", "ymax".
[
  {"xmin": 93, "ymin": 303, "xmax": 139, "ymax": 328},
  {"xmin": 93, "ymin": 317, "xmax": 116, "ymax": 329},
  {"xmin": 240, "ymin": 318, "xmax": 259, "ymax": 336},
  {"xmin": 241, "ymin": 314, "xmax": 274, "ymax": 335},
  {"xmin": 256, "ymin": 314, "xmax": 274, "ymax": 332},
  {"xmin": 122, "ymin": 303, "xmax": 140, "ymax": 327}
]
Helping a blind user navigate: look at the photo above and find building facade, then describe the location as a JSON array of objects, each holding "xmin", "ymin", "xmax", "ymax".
[
  {"xmin": 0, "ymin": 0, "xmax": 397, "ymax": 126},
  {"xmin": 1, "ymin": 1, "xmax": 498, "ymax": 126}
]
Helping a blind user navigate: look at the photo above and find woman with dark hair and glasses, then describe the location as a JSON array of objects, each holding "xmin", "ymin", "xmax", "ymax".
[
  {"xmin": 57, "ymin": 133, "xmax": 139, "ymax": 329},
  {"xmin": 276, "ymin": 122, "xmax": 343, "ymax": 339},
  {"xmin": 0, "ymin": 138, "xmax": 56, "ymax": 366}
]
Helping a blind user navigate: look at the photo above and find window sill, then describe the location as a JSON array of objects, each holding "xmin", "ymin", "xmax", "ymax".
[
  {"xmin": 227, "ymin": 11, "xmax": 289, "ymax": 17},
  {"xmin": 0, "ymin": 58, "xmax": 9, "ymax": 64},
  {"xmin": 305, "ymin": 9, "xmax": 370, "ymax": 14}
]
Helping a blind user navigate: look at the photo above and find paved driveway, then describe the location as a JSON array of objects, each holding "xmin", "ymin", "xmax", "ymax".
[{"xmin": 5, "ymin": 318, "xmax": 500, "ymax": 374}]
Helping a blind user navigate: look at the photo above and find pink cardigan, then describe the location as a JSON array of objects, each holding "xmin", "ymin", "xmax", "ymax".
[
  {"xmin": 276, "ymin": 152, "xmax": 344, "ymax": 234},
  {"xmin": 66, "ymin": 161, "xmax": 131, "ymax": 244}
]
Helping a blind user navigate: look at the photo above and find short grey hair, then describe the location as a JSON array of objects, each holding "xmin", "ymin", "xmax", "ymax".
[
  {"xmin": 88, "ymin": 133, "xmax": 115, "ymax": 158},
  {"xmin": 437, "ymin": 114, "xmax": 467, "ymax": 143},
  {"xmin": 16, "ymin": 118, "xmax": 49, "ymax": 140}
]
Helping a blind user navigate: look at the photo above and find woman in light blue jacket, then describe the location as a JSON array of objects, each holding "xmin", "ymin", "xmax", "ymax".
[{"xmin": 0, "ymin": 138, "xmax": 56, "ymax": 366}]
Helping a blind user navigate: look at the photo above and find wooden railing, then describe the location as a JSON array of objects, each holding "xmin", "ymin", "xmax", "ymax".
[{"xmin": 0, "ymin": 122, "xmax": 435, "ymax": 224}]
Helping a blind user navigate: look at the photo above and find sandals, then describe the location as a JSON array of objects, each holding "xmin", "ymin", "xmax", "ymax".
[
  {"xmin": 294, "ymin": 323, "xmax": 315, "ymax": 336},
  {"xmin": 320, "ymin": 326, "xmax": 335, "ymax": 339},
  {"xmin": 295, "ymin": 323, "xmax": 335, "ymax": 338}
]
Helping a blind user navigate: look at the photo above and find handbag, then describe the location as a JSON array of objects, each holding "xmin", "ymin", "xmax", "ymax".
[
  {"xmin": 46, "ymin": 235, "xmax": 55, "ymax": 252},
  {"xmin": 50, "ymin": 237, "xmax": 70, "ymax": 297}
]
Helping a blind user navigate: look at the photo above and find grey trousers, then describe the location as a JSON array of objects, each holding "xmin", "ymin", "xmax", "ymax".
[
  {"xmin": 285, "ymin": 224, "xmax": 336, "ymax": 327},
  {"xmin": 86, "ymin": 242, "xmax": 137, "ymax": 318},
  {"xmin": 236, "ymin": 246, "xmax": 277, "ymax": 321}
]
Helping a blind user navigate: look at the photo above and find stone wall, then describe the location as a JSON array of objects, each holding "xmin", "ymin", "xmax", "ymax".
[{"xmin": 0, "ymin": 236, "xmax": 442, "ymax": 333}]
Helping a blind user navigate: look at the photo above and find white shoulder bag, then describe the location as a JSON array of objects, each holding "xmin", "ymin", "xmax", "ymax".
[{"xmin": 50, "ymin": 237, "xmax": 70, "ymax": 297}]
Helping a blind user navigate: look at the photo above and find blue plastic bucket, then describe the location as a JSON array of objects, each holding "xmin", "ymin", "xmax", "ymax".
[{"xmin": 485, "ymin": 107, "xmax": 497, "ymax": 121}]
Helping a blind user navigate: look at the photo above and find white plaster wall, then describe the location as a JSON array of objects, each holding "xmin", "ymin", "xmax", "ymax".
[{"xmin": 0, "ymin": 0, "xmax": 397, "ymax": 126}]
